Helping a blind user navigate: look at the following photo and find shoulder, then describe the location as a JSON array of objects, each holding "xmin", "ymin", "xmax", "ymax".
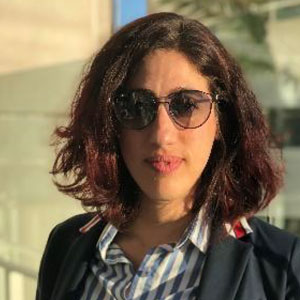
[
  {"xmin": 40, "ymin": 212, "xmax": 101, "ymax": 264},
  {"xmin": 247, "ymin": 217, "xmax": 300, "ymax": 298},
  {"xmin": 36, "ymin": 213, "xmax": 99, "ymax": 300},
  {"xmin": 248, "ymin": 216, "xmax": 300, "ymax": 256},
  {"xmin": 48, "ymin": 213, "xmax": 95, "ymax": 239}
]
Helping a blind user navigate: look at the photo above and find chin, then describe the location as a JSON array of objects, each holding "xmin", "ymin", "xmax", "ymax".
[
  {"xmin": 140, "ymin": 181, "xmax": 193, "ymax": 202},
  {"xmin": 132, "ymin": 169, "xmax": 199, "ymax": 202}
]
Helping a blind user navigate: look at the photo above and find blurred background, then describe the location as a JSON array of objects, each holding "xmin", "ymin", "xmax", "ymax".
[{"xmin": 0, "ymin": 0, "xmax": 299, "ymax": 299}]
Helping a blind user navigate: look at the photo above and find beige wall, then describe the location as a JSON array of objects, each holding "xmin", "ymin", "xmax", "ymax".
[
  {"xmin": 0, "ymin": 1, "xmax": 112, "ymax": 299},
  {"xmin": 0, "ymin": 0, "xmax": 112, "ymax": 74}
]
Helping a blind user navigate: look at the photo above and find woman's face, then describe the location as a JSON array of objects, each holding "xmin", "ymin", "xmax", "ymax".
[{"xmin": 119, "ymin": 49, "xmax": 218, "ymax": 203}]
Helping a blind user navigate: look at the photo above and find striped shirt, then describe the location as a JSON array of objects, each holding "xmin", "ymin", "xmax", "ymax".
[{"xmin": 80, "ymin": 212, "xmax": 252, "ymax": 300}]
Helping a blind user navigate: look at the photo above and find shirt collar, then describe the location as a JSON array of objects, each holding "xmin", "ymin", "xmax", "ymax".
[
  {"xmin": 79, "ymin": 211, "xmax": 253, "ymax": 259},
  {"xmin": 97, "ymin": 222, "xmax": 119, "ymax": 262},
  {"xmin": 162, "ymin": 210, "xmax": 253, "ymax": 253},
  {"xmin": 176, "ymin": 209, "xmax": 210, "ymax": 253}
]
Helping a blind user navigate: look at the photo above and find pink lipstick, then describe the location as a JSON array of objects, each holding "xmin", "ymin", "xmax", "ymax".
[{"xmin": 145, "ymin": 155, "xmax": 182, "ymax": 175}]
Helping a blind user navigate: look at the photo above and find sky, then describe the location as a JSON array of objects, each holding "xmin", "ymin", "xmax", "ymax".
[{"xmin": 113, "ymin": 0, "xmax": 147, "ymax": 30}]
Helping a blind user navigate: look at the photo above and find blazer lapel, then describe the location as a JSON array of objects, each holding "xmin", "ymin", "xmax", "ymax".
[
  {"xmin": 196, "ymin": 235, "xmax": 253, "ymax": 300},
  {"xmin": 50, "ymin": 221, "xmax": 105, "ymax": 300}
]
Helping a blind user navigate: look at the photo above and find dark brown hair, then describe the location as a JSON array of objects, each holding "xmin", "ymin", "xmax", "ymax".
[{"xmin": 51, "ymin": 12, "xmax": 284, "ymax": 229}]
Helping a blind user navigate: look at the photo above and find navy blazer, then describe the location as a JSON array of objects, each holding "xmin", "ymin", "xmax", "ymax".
[{"xmin": 36, "ymin": 214, "xmax": 300, "ymax": 300}]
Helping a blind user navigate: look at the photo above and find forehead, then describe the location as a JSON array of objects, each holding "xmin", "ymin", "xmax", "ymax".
[{"xmin": 127, "ymin": 49, "xmax": 210, "ymax": 95}]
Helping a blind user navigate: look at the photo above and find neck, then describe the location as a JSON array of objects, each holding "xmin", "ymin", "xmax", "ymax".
[
  {"xmin": 123, "ymin": 195, "xmax": 195, "ymax": 246},
  {"xmin": 141, "ymin": 195, "xmax": 193, "ymax": 223}
]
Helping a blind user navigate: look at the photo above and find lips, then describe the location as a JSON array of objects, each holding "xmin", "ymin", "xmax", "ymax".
[{"xmin": 145, "ymin": 155, "xmax": 183, "ymax": 175}]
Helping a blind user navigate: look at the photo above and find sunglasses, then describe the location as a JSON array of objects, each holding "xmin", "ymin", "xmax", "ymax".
[{"xmin": 112, "ymin": 88, "xmax": 219, "ymax": 130}]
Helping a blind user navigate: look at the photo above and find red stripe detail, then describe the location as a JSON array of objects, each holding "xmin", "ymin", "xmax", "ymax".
[
  {"xmin": 233, "ymin": 221, "xmax": 246, "ymax": 239},
  {"xmin": 79, "ymin": 214, "xmax": 101, "ymax": 233}
]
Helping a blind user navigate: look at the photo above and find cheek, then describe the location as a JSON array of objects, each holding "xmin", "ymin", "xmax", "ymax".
[
  {"xmin": 119, "ymin": 130, "xmax": 142, "ymax": 163},
  {"xmin": 186, "ymin": 117, "xmax": 217, "ymax": 153},
  {"xmin": 184, "ymin": 118, "xmax": 217, "ymax": 176}
]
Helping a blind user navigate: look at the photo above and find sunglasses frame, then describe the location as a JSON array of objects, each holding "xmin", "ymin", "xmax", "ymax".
[{"xmin": 113, "ymin": 88, "xmax": 221, "ymax": 130}]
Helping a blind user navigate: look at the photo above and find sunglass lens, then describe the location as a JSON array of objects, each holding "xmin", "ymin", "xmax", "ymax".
[
  {"xmin": 113, "ymin": 90, "xmax": 156, "ymax": 129},
  {"xmin": 169, "ymin": 91, "xmax": 212, "ymax": 128}
]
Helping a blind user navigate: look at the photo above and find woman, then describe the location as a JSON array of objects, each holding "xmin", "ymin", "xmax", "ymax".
[{"xmin": 36, "ymin": 12, "xmax": 300, "ymax": 300}]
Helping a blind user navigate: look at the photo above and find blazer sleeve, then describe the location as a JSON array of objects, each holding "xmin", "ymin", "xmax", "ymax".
[
  {"xmin": 286, "ymin": 236, "xmax": 300, "ymax": 300},
  {"xmin": 35, "ymin": 213, "xmax": 93, "ymax": 300},
  {"xmin": 35, "ymin": 225, "xmax": 61, "ymax": 300}
]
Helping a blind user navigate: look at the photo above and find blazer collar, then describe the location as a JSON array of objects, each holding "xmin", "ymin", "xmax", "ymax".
[
  {"xmin": 50, "ymin": 220, "xmax": 105, "ymax": 300},
  {"xmin": 196, "ymin": 234, "xmax": 253, "ymax": 300}
]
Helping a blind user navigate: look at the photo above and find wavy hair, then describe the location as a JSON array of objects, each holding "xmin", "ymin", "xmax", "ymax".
[{"xmin": 51, "ymin": 12, "xmax": 284, "ymax": 229}]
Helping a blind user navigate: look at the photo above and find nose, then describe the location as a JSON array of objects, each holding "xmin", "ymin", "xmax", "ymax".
[{"xmin": 148, "ymin": 103, "xmax": 176, "ymax": 146}]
